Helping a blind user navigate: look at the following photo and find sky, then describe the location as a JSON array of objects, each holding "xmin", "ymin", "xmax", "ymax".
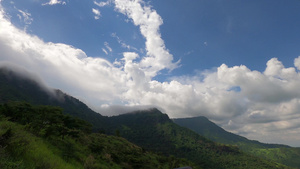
[{"xmin": 1, "ymin": 0, "xmax": 300, "ymax": 147}]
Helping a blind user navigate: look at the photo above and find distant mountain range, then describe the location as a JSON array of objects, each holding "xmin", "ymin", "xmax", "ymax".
[
  {"xmin": 173, "ymin": 116, "xmax": 288, "ymax": 148},
  {"xmin": 174, "ymin": 116, "xmax": 300, "ymax": 168},
  {"xmin": 0, "ymin": 66, "xmax": 297, "ymax": 169}
]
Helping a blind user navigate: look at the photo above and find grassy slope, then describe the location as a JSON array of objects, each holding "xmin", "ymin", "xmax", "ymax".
[
  {"xmin": 0, "ymin": 120, "xmax": 81, "ymax": 169},
  {"xmin": 173, "ymin": 116, "xmax": 300, "ymax": 168}
]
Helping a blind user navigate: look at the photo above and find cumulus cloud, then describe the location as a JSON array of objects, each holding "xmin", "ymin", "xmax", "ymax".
[
  {"xmin": 1, "ymin": 0, "xmax": 300, "ymax": 146},
  {"xmin": 0, "ymin": 6, "xmax": 126, "ymax": 107},
  {"xmin": 119, "ymin": 56, "xmax": 300, "ymax": 146},
  {"xmin": 114, "ymin": 0, "xmax": 179, "ymax": 78}
]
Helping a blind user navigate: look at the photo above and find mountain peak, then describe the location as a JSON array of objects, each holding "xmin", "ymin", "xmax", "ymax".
[{"xmin": 109, "ymin": 108, "xmax": 171, "ymax": 127}]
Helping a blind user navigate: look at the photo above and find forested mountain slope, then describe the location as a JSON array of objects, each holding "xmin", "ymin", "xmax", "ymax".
[
  {"xmin": 174, "ymin": 116, "xmax": 300, "ymax": 168},
  {"xmin": 105, "ymin": 109, "xmax": 289, "ymax": 169},
  {"xmin": 0, "ymin": 102, "xmax": 193, "ymax": 169}
]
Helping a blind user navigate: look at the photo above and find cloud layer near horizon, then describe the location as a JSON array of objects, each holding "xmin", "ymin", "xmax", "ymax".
[{"xmin": 1, "ymin": 0, "xmax": 300, "ymax": 146}]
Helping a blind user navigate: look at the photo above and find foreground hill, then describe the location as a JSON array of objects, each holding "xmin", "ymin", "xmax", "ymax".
[
  {"xmin": 0, "ymin": 66, "xmax": 291, "ymax": 168},
  {"xmin": 174, "ymin": 116, "xmax": 300, "ymax": 168},
  {"xmin": 0, "ymin": 102, "xmax": 193, "ymax": 169}
]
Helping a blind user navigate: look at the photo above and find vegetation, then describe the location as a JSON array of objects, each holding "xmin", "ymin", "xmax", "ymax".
[
  {"xmin": 105, "ymin": 109, "xmax": 289, "ymax": 169},
  {"xmin": 0, "ymin": 102, "xmax": 194, "ymax": 169},
  {"xmin": 174, "ymin": 116, "xmax": 300, "ymax": 168}
]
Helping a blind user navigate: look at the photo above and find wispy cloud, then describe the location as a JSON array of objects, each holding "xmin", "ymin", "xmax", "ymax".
[
  {"xmin": 17, "ymin": 9, "xmax": 33, "ymax": 25},
  {"xmin": 94, "ymin": 0, "xmax": 112, "ymax": 7},
  {"xmin": 102, "ymin": 48, "xmax": 108, "ymax": 55},
  {"xmin": 92, "ymin": 8, "xmax": 101, "ymax": 20},
  {"xmin": 111, "ymin": 32, "xmax": 138, "ymax": 51},
  {"xmin": 42, "ymin": 0, "xmax": 66, "ymax": 6},
  {"xmin": 101, "ymin": 42, "xmax": 112, "ymax": 55},
  {"xmin": 104, "ymin": 42, "xmax": 112, "ymax": 52},
  {"xmin": 15, "ymin": 8, "xmax": 33, "ymax": 31}
]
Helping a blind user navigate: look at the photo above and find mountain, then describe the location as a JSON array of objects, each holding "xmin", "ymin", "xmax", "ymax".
[
  {"xmin": 0, "ymin": 66, "xmax": 108, "ymax": 131},
  {"xmin": 173, "ymin": 116, "xmax": 288, "ymax": 148},
  {"xmin": 0, "ymin": 66, "xmax": 291, "ymax": 168},
  {"xmin": 105, "ymin": 110, "xmax": 289, "ymax": 169},
  {"xmin": 173, "ymin": 116, "xmax": 300, "ymax": 168}
]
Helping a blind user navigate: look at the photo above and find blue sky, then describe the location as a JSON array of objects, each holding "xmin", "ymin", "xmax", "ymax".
[
  {"xmin": 1, "ymin": 0, "xmax": 300, "ymax": 146},
  {"xmin": 155, "ymin": 0, "xmax": 300, "ymax": 73},
  {"xmin": 4, "ymin": 0, "xmax": 300, "ymax": 75}
]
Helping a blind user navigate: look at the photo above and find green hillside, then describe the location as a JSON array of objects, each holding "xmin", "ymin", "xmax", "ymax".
[
  {"xmin": 0, "ymin": 102, "xmax": 194, "ymax": 169},
  {"xmin": 105, "ymin": 110, "xmax": 288, "ymax": 169},
  {"xmin": 173, "ymin": 116, "xmax": 288, "ymax": 148},
  {"xmin": 174, "ymin": 116, "xmax": 300, "ymax": 168}
]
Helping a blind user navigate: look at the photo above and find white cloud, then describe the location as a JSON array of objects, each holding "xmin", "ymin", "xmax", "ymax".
[
  {"xmin": 2, "ymin": 1, "xmax": 300, "ymax": 146},
  {"xmin": 102, "ymin": 48, "xmax": 108, "ymax": 55},
  {"xmin": 118, "ymin": 56, "xmax": 300, "ymax": 146},
  {"xmin": 294, "ymin": 56, "xmax": 300, "ymax": 70},
  {"xmin": 101, "ymin": 42, "xmax": 112, "ymax": 55},
  {"xmin": 42, "ymin": 0, "xmax": 66, "ymax": 6},
  {"xmin": 111, "ymin": 32, "xmax": 139, "ymax": 51},
  {"xmin": 17, "ymin": 9, "xmax": 33, "ymax": 25},
  {"xmin": 0, "ymin": 6, "xmax": 126, "ymax": 107},
  {"xmin": 92, "ymin": 8, "xmax": 101, "ymax": 20},
  {"xmin": 94, "ymin": 0, "xmax": 112, "ymax": 7},
  {"xmin": 104, "ymin": 42, "xmax": 112, "ymax": 52},
  {"xmin": 114, "ymin": 0, "xmax": 179, "ymax": 78}
]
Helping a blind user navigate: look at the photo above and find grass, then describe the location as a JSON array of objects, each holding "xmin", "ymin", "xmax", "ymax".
[{"xmin": 0, "ymin": 120, "xmax": 80, "ymax": 169}]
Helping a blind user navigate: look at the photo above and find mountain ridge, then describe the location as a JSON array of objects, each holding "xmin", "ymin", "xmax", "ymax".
[
  {"xmin": 104, "ymin": 109, "xmax": 287, "ymax": 168},
  {"xmin": 0, "ymin": 66, "xmax": 109, "ymax": 131},
  {"xmin": 173, "ymin": 116, "xmax": 289, "ymax": 148},
  {"xmin": 173, "ymin": 116, "xmax": 300, "ymax": 168}
]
